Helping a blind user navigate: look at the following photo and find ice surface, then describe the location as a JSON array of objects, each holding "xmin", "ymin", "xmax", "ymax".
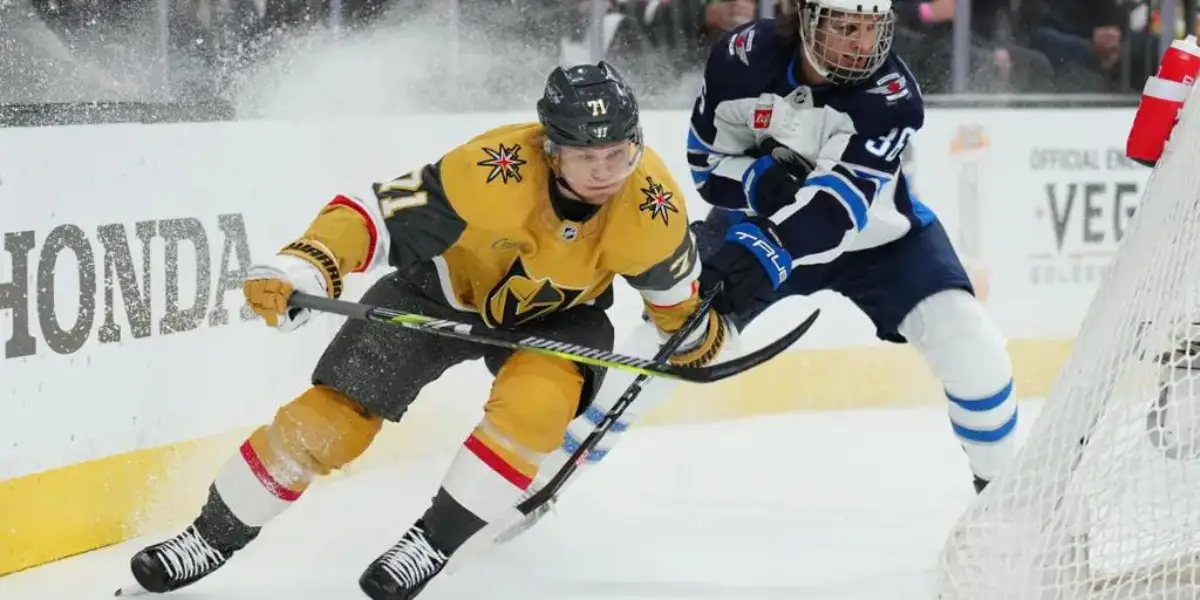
[{"xmin": 0, "ymin": 403, "xmax": 1044, "ymax": 600}]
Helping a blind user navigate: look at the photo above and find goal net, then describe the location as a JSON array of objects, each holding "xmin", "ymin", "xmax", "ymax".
[{"xmin": 934, "ymin": 86, "xmax": 1200, "ymax": 599}]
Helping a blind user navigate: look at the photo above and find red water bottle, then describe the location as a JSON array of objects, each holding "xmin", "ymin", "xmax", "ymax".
[{"xmin": 1127, "ymin": 35, "xmax": 1200, "ymax": 167}]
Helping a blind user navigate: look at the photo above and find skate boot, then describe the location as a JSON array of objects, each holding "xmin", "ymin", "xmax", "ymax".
[
  {"xmin": 116, "ymin": 525, "xmax": 233, "ymax": 596},
  {"xmin": 358, "ymin": 520, "xmax": 450, "ymax": 600},
  {"xmin": 116, "ymin": 488, "xmax": 259, "ymax": 596}
]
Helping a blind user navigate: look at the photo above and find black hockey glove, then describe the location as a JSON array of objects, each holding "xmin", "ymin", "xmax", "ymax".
[
  {"xmin": 738, "ymin": 138, "xmax": 814, "ymax": 218},
  {"xmin": 698, "ymin": 216, "xmax": 794, "ymax": 316},
  {"xmin": 759, "ymin": 137, "xmax": 815, "ymax": 179}
]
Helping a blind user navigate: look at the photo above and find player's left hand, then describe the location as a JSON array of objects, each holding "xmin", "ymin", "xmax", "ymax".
[
  {"xmin": 665, "ymin": 309, "xmax": 735, "ymax": 367},
  {"xmin": 698, "ymin": 216, "xmax": 793, "ymax": 315}
]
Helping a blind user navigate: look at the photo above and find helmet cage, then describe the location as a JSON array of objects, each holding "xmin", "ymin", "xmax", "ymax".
[{"xmin": 798, "ymin": 0, "xmax": 895, "ymax": 85}]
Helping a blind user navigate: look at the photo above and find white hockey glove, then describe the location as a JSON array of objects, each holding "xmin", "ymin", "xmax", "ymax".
[{"xmin": 243, "ymin": 253, "xmax": 333, "ymax": 333}]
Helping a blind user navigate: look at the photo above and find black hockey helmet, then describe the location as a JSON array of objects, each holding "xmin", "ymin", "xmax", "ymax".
[{"xmin": 536, "ymin": 61, "xmax": 641, "ymax": 149}]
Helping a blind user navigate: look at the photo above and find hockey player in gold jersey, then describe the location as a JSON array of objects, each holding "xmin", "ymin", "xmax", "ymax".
[{"xmin": 116, "ymin": 62, "xmax": 733, "ymax": 600}]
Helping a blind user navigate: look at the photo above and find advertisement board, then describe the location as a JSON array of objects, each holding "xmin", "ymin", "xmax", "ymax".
[{"xmin": 915, "ymin": 109, "xmax": 1149, "ymax": 339}]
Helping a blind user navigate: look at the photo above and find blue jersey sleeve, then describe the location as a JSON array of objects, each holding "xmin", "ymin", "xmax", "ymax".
[
  {"xmin": 687, "ymin": 22, "xmax": 784, "ymax": 210},
  {"xmin": 769, "ymin": 63, "xmax": 926, "ymax": 265}
]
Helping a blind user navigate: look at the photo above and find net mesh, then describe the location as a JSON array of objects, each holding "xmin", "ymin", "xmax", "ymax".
[{"xmin": 934, "ymin": 87, "xmax": 1200, "ymax": 600}]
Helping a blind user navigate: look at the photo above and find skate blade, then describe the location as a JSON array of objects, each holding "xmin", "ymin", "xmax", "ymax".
[
  {"xmin": 114, "ymin": 581, "xmax": 150, "ymax": 596},
  {"xmin": 492, "ymin": 517, "xmax": 536, "ymax": 545}
]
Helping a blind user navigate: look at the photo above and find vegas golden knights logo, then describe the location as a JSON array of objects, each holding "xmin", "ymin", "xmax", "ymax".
[{"xmin": 484, "ymin": 259, "xmax": 586, "ymax": 328}]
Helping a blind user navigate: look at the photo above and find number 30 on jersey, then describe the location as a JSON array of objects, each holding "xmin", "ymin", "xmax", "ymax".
[{"xmin": 865, "ymin": 126, "xmax": 916, "ymax": 163}]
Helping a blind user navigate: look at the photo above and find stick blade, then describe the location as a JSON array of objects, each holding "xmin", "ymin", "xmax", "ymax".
[{"xmin": 672, "ymin": 308, "xmax": 821, "ymax": 383}]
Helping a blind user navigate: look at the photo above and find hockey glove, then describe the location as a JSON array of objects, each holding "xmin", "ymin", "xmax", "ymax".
[
  {"xmin": 698, "ymin": 216, "xmax": 794, "ymax": 316},
  {"xmin": 740, "ymin": 139, "xmax": 810, "ymax": 218},
  {"xmin": 243, "ymin": 246, "xmax": 339, "ymax": 332},
  {"xmin": 661, "ymin": 309, "xmax": 736, "ymax": 367},
  {"xmin": 759, "ymin": 137, "xmax": 815, "ymax": 180}
]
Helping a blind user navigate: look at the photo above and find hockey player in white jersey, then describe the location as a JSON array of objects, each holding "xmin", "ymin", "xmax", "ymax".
[
  {"xmin": 690, "ymin": 0, "xmax": 1017, "ymax": 492},
  {"xmin": 494, "ymin": 0, "xmax": 1018, "ymax": 545}
]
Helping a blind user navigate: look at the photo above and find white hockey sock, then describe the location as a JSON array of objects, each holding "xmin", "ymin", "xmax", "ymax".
[
  {"xmin": 440, "ymin": 433, "xmax": 532, "ymax": 524},
  {"xmin": 899, "ymin": 289, "xmax": 1018, "ymax": 482},
  {"xmin": 212, "ymin": 440, "xmax": 301, "ymax": 527},
  {"xmin": 947, "ymin": 380, "xmax": 1019, "ymax": 482}
]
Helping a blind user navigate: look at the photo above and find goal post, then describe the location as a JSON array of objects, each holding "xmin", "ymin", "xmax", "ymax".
[{"xmin": 934, "ymin": 52, "xmax": 1200, "ymax": 600}]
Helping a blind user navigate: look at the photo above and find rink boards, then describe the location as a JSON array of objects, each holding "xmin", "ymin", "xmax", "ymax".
[{"xmin": 0, "ymin": 108, "xmax": 1141, "ymax": 574}]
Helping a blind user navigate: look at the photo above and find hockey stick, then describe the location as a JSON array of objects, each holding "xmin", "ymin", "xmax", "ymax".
[
  {"xmin": 511, "ymin": 285, "xmax": 723, "ymax": 519},
  {"xmin": 441, "ymin": 284, "xmax": 733, "ymax": 574},
  {"xmin": 486, "ymin": 284, "xmax": 830, "ymax": 548},
  {"xmin": 287, "ymin": 292, "xmax": 820, "ymax": 384}
]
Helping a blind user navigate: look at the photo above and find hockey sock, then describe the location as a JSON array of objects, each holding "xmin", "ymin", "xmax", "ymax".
[
  {"xmin": 210, "ymin": 386, "xmax": 382, "ymax": 533},
  {"xmin": 192, "ymin": 485, "xmax": 262, "ymax": 553},
  {"xmin": 949, "ymin": 379, "xmax": 1018, "ymax": 482},
  {"xmin": 210, "ymin": 433, "xmax": 305, "ymax": 531},
  {"xmin": 422, "ymin": 430, "xmax": 534, "ymax": 554},
  {"xmin": 421, "ymin": 352, "xmax": 583, "ymax": 553},
  {"xmin": 898, "ymin": 290, "xmax": 1018, "ymax": 482}
]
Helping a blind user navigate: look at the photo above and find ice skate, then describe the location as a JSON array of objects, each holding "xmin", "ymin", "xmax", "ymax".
[
  {"xmin": 114, "ymin": 525, "xmax": 233, "ymax": 596},
  {"xmin": 358, "ymin": 521, "xmax": 450, "ymax": 600}
]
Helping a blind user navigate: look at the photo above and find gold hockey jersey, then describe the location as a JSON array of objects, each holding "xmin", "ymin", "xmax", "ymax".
[{"xmin": 284, "ymin": 122, "xmax": 702, "ymax": 332}]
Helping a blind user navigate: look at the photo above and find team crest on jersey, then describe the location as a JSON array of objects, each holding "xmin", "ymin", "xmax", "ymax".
[
  {"xmin": 638, "ymin": 177, "xmax": 679, "ymax": 225},
  {"xmin": 484, "ymin": 258, "xmax": 586, "ymax": 328},
  {"xmin": 727, "ymin": 29, "xmax": 756, "ymax": 66},
  {"xmin": 478, "ymin": 143, "xmax": 527, "ymax": 184},
  {"xmin": 867, "ymin": 72, "xmax": 910, "ymax": 103}
]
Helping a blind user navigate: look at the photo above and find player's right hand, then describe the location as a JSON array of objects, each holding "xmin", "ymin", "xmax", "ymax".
[
  {"xmin": 243, "ymin": 254, "xmax": 331, "ymax": 332},
  {"xmin": 699, "ymin": 216, "xmax": 793, "ymax": 315},
  {"xmin": 758, "ymin": 138, "xmax": 814, "ymax": 180}
]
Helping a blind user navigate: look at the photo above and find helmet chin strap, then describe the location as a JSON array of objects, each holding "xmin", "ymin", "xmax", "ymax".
[
  {"xmin": 544, "ymin": 141, "xmax": 586, "ymax": 201},
  {"xmin": 801, "ymin": 44, "xmax": 827, "ymax": 80},
  {"xmin": 797, "ymin": 9, "xmax": 835, "ymax": 84},
  {"xmin": 554, "ymin": 174, "xmax": 585, "ymax": 200},
  {"xmin": 549, "ymin": 171, "xmax": 602, "ymax": 223},
  {"xmin": 546, "ymin": 137, "xmax": 643, "ymax": 202}
]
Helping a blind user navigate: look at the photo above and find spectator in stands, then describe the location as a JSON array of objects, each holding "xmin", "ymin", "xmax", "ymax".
[
  {"xmin": 1017, "ymin": 0, "xmax": 1137, "ymax": 92},
  {"xmin": 892, "ymin": 0, "xmax": 1054, "ymax": 93},
  {"xmin": 570, "ymin": 0, "xmax": 712, "ymax": 106},
  {"xmin": 702, "ymin": 0, "xmax": 758, "ymax": 43}
]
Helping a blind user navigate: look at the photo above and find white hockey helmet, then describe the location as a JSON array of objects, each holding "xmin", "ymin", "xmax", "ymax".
[{"xmin": 794, "ymin": 0, "xmax": 895, "ymax": 85}]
